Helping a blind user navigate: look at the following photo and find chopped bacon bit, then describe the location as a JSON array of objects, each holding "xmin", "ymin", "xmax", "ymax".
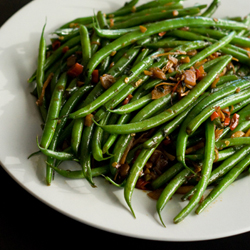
[
  {"xmin": 36, "ymin": 72, "xmax": 54, "ymax": 106},
  {"xmin": 122, "ymin": 94, "xmax": 133, "ymax": 105},
  {"xmin": 52, "ymin": 40, "xmax": 61, "ymax": 51},
  {"xmin": 91, "ymin": 69, "xmax": 99, "ymax": 84},
  {"xmin": 151, "ymin": 85, "xmax": 172, "ymax": 99},
  {"xmin": 184, "ymin": 69, "xmax": 196, "ymax": 86},
  {"xmin": 230, "ymin": 113, "xmax": 240, "ymax": 131},
  {"xmin": 110, "ymin": 18, "xmax": 114, "ymax": 27},
  {"xmin": 236, "ymin": 87, "xmax": 241, "ymax": 93},
  {"xmin": 100, "ymin": 74, "xmax": 115, "ymax": 89},
  {"xmin": 140, "ymin": 25, "xmax": 147, "ymax": 33},
  {"xmin": 158, "ymin": 31, "xmax": 166, "ymax": 37},
  {"xmin": 173, "ymin": 10, "xmax": 179, "ymax": 16},
  {"xmin": 84, "ymin": 114, "xmax": 94, "ymax": 127},
  {"xmin": 62, "ymin": 46, "xmax": 69, "ymax": 54},
  {"xmin": 67, "ymin": 63, "xmax": 84, "ymax": 77}
]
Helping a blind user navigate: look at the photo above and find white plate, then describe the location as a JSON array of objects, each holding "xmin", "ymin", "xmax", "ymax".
[{"xmin": 1, "ymin": 0, "xmax": 250, "ymax": 242}]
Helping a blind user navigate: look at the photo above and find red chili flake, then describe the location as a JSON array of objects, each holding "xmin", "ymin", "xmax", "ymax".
[
  {"xmin": 67, "ymin": 63, "xmax": 84, "ymax": 78},
  {"xmin": 230, "ymin": 113, "xmax": 240, "ymax": 131}
]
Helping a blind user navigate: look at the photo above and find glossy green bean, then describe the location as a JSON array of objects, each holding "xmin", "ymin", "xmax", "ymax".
[
  {"xmin": 174, "ymin": 119, "xmax": 215, "ymax": 224},
  {"xmin": 86, "ymin": 17, "xmax": 246, "ymax": 80},
  {"xmin": 99, "ymin": 55, "xmax": 232, "ymax": 134},
  {"xmin": 181, "ymin": 145, "xmax": 250, "ymax": 201},
  {"xmin": 196, "ymin": 154, "xmax": 250, "ymax": 214}
]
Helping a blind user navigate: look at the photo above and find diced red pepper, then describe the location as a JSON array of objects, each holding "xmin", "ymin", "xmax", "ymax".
[
  {"xmin": 91, "ymin": 69, "xmax": 99, "ymax": 84},
  {"xmin": 52, "ymin": 40, "xmax": 61, "ymax": 51},
  {"xmin": 158, "ymin": 31, "xmax": 166, "ymax": 37},
  {"xmin": 224, "ymin": 117, "xmax": 231, "ymax": 126},
  {"xmin": 211, "ymin": 111, "xmax": 220, "ymax": 121},
  {"xmin": 230, "ymin": 113, "xmax": 240, "ymax": 131},
  {"xmin": 122, "ymin": 94, "xmax": 133, "ymax": 105},
  {"xmin": 67, "ymin": 63, "xmax": 84, "ymax": 78}
]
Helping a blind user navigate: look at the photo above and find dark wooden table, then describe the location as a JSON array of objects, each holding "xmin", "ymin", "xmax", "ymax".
[{"xmin": 1, "ymin": 1, "xmax": 250, "ymax": 249}]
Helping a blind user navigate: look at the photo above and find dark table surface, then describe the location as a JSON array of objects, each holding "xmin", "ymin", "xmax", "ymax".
[{"xmin": 1, "ymin": 1, "xmax": 250, "ymax": 249}]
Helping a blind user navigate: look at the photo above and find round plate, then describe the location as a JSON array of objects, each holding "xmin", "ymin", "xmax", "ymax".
[{"xmin": 1, "ymin": 0, "xmax": 250, "ymax": 241}]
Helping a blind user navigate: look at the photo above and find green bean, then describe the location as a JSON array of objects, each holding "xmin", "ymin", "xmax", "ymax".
[
  {"xmin": 189, "ymin": 27, "xmax": 250, "ymax": 48},
  {"xmin": 86, "ymin": 17, "xmax": 246, "ymax": 80},
  {"xmin": 144, "ymin": 31, "xmax": 236, "ymax": 90},
  {"xmin": 196, "ymin": 154, "xmax": 250, "ymax": 214},
  {"xmin": 79, "ymin": 25, "xmax": 91, "ymax": 68},
  {"xmin": 79, "ymin": 122, "xmax": 96, "ymax": 187},
  {"xmin": 92, "ymin": 112, "xmax": 113, "ymax": 161},
  {"xmin": 111, "ymin": 6, "xmax": 206, "ymax": 29},
  {"xmin": 68, "ymin": 49, "xmax": 163, "ymax": 119},
  {"xmin": 174, "ymin": 119, "xmax": 215, "ymax": 223},
  {"xmin": 99, "ymin": 55, "xmax": 232, "ymax": 134},
  {"xmin": 176, "ymin": 77, "xmax": 250, "ymax": 168},
  {"xmin": 39, "ymin": 72, "xmax": 68, "ymax": 149},
  {"xmin": 151, "ymin": 162, "xmax": 184, "ymax": 190},
  {"xmin": 143, "ymin": 93, "xmax": 209, "ymax": 149},
  {"xmin": 70, "ymin": 45, "xmax": 141, "ymax": 154},
  {"xmin": 28, "ymin": 36, "xmax": 81, "ymax": 83},
  {"xmin": 36, "ymin": 23, "xmax": 47, "ymax": 122},
  {"xmin": 181, "ymin": 145, "xmax": 250, "ymax": 201},
  {"xmin": 186, "ymin": 88, "xmax": 250, "ymax": 135},
  {"xmin": 216, "ymin": 137, "xmax": 250, "ymax": 150},
  {"xmin": 200, "ymin": 0, "xmax": 220, "ymax": 17},
  {"xmin": 157, "ymin": 167, "xmax": 192, "ymax": 227},
  {"xmin": 109, "ymin": 92, "xmax": 174, "ymax": 177},
  {"xmin": 47, "ymin": 163, "xmax": 109, "ymax": 179}
]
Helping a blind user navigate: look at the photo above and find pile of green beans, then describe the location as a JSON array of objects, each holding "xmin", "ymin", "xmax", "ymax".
[{"xmin": 29, "ymin": 0, "xmax": 250, "ymax": 226}]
